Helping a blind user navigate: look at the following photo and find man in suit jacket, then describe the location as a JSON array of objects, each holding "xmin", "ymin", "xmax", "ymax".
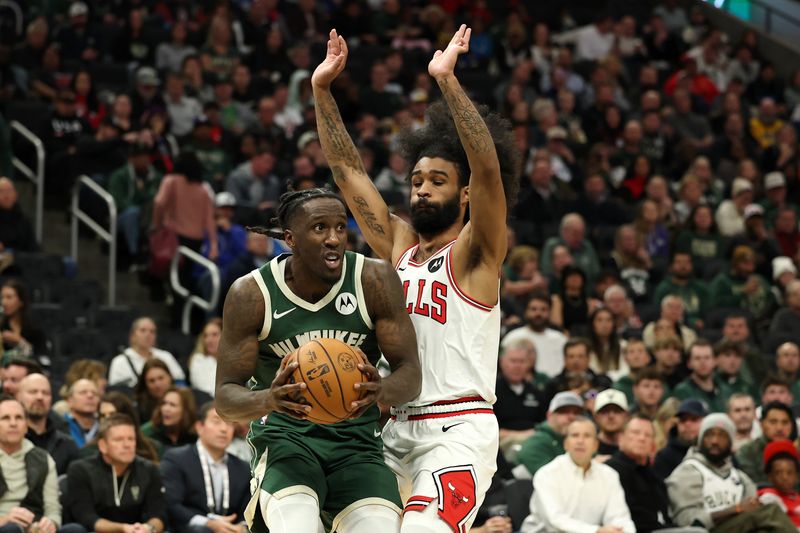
[{"xmin": 160, "ymin": 403, "xmax": 250, "ymax": 533}]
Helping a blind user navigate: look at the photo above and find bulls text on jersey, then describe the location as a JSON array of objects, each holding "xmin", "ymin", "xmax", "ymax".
[
  {"xmin": 268, "ymin": 330, "xmax": 368, "ymax": 357},
  {"xmin": 402, "ymin": 279, "xmax": 448, "ymax": 324}
]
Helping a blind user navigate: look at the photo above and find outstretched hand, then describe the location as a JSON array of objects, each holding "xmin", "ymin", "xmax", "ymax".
[
  {"xmin": 311, "ymin": 29, "xmax": 348, "ymax": 89},
  {"xmin": 428, "ymin": 24, "xmax": 471, "ymax": 80}
]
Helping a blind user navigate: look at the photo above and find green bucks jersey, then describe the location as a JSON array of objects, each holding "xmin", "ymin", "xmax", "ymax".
[{"xmin": 249, "ymin": 250, "xmax": 379, "ymax": 428}]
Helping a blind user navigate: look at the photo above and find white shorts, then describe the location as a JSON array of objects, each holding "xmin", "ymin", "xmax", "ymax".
[{"xmin": 382, "ymin": 397, "xmax": 499, "ymax": 533}]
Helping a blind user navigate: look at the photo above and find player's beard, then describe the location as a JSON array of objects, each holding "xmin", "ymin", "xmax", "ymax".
[{"xmin": 410, "ymin": 193, "xmax": 461, "ymax": 237}]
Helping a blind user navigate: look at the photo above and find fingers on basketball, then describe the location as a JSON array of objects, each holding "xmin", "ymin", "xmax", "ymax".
[{"xmin": 291, "ymin": 338, "xmax": 369, "ymax": 424}]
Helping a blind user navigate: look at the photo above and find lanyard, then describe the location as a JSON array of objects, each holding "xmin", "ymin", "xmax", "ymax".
[
  {"xmin": 112, "ymin": 467, "xmax": 131, "ymax": 507},
  {"xmin": 198, "ymin": 442, "xmax": 229, "ymax": 515}
]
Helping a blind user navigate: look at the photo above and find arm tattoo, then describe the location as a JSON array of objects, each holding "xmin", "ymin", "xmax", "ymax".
[
  {"xmin": 438, "ymin": 76, "xmax": 494, "ymax": 154},
  {"xmin": 363, "ymin": 259, "xmax": 421, "ymax": 405},
  {"xmin": 315, "ymin": 90, "xmax": 367, "ymax": 178},
  {"xmin": 352, "ymin": 195, "xmax": 386, "ymax": 236}
]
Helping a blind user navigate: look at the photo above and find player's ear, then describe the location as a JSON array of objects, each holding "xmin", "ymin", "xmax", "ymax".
[
  {"xmin": 461, "ymin": 185, "xmax": 470, "ymax": 205},
  {"xmin": 284, "ymin": 229, "xmax": 295, "ymax": 250}
]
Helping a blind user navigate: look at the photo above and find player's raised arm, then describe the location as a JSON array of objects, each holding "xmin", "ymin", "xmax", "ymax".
[
  {"xmin": 312, "ymin": 29, "xmax": 413, "ymax": 261},
  {"xmin": 349, "ymin": 259, "xmax": 421, "ymax": 415},
  {"xmin": 215, "ymin": 276, "xmax": 310, "ymax": 423},
  {"xmin": 429, "ymin": 24, "xmax": 506, "ymax": 266}
]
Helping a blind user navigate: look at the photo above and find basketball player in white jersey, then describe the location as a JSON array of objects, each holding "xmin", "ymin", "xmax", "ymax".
[{"xmin": 312, "ymin": 26, "xmax": 520, "ymax": 533}]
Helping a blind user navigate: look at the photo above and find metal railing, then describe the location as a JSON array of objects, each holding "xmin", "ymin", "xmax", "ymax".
[
  {"xmin": 0, "ymin": 1, "xmax": 23, "ymax": 37},
  {"xmin": 70, "ymin": 175, "xmax": 117, "ymax": 306},
  {"xmin": 748, "ymin": 0, "xmax": 800, "ymax": 34},
  {"xmin": 10, "ymin": 121, "xmax": 44, "ymax": 244},
  {"xmin": 170, "ymin": 246, "xmax": 220, "ymax": 335}
]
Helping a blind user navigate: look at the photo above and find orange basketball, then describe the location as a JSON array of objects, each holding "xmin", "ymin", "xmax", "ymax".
[{"xmin": 286, "ymin": 338, "xmax": 368, "ymax": 424}]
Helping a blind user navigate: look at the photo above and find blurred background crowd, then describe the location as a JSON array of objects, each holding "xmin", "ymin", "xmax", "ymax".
[{"xmin": 2, "ymin": 0, "xmax": 800, "ymax": 531}]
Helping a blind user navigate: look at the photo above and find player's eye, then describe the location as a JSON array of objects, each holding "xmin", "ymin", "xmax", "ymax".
[{"xmin": 314, "ymin": 223, "xmax": 325, "ymax": 231}]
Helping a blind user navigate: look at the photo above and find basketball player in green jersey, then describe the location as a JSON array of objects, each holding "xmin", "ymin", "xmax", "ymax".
[{"xmin": 215, "ymin": 188, "xmax": 421, "ymax": 533}]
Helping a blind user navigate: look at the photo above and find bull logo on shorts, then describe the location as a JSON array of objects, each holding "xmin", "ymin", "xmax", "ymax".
[{"xmin": 433, "ymin": 465, "xmax": 478, "ymax": 533}]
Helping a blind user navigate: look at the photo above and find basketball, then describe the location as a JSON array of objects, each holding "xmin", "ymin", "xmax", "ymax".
[{"xmin": 285, "ymin": 338, "xmax": 368, "ymax": 424}]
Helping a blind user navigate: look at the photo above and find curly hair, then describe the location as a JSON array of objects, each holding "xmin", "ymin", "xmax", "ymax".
[{"xmin": 397, "ymin": 99, "xmax": 521, "ymax": 209}]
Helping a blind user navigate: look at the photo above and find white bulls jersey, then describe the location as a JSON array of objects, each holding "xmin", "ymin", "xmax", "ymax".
[{"xmin": 395, "ymin": 239, "xmax": 501, "ymax": 406}]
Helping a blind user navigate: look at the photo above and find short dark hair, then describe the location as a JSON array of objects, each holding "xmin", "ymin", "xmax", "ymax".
[
  {"xmin": 173, "ymin": 152, "xmax": 205, "ymax": 183},
  {"xmin": 564, "ymin": 337, "xmax": 590, "ymax": 357},
  {"xmin": 624, "ymin": 412, "xmax": 655, "ymax": 428},
  {"xmin": 633, "ymin": 367, "xmax": 665, "ymax": 386},
  {"xmin": 714, "ymin": 339, "xmax": 744, "ymax": 357},
  {"xmin": 0, "ymin": 394, "xmax": 23, "ymax": 409},
  {"xmin": 98, "ymin": 413, "xmax": 136, "ymax": 440},
  {"xmin": 688, "ymin": 338, "xmax": 714, "ymax": 359},
  {"xmin": 198, "ymin": 401, "xmax": 216, "ymax": 423},
  {"xmin": 761, "ymin": 375, "xmax": 792, "ymax": 395},
  {"xmin": 526, "ymin": 291, "xmax": 551, "ymax": 308},
  {"xmin": 3, "ymin": 357, "xmax": 41, "ymax": 374}
]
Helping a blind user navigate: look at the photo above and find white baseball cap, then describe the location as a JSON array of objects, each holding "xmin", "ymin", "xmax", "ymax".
[{"xmin": 594, "ymin": 388, "xmax": 628, "ymax": 413}]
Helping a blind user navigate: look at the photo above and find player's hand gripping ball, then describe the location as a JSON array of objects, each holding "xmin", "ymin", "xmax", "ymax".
[{"xmin": 282, "ymin": 338, "xmax": 369, "ymax": 424}]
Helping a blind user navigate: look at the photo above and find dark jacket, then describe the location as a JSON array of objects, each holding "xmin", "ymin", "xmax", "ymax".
[
  {"xmin": 66, "ymin": 454, "xmax": 167, "ymax": 530},
  {"xmin": 160, "ymin": 444, "xmax": 250, "ymax": 531},
  {"xmin": 494, "ymin": 376, "xmax": 545, "ymax": 431},
  {"xmin": 25, "ymin": 412, "xmax": 80, "ymax": 475},
  {"xmin": 0, "ymin": 206, "xmax": 38, "ymax": 252},
  {"xmin": 653, "ymin": 426, "xmax": 692, "ymax": 481},
  {"xmin": 606, "ymin": 450, "xmax": 675, "ymax": 532}
]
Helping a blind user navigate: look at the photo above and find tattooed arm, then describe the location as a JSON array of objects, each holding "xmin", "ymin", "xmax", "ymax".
[
  {"xmin": 215, "ymin": 275, "xmax": 310, "ymax": 423},
  {"xmin": 429, "ymin": 25, "xmax": 506, "ymax": 272},
  {"xmin": 358, "ymin": 258, "xmax": 421, "ymax": 408},
  {"xmin": 311, "ymin": 29, "xmax": 416, "ymax": 262}
]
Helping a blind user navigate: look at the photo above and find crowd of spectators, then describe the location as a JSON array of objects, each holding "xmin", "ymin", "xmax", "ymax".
[{"xmin": 2, "ymin": 0, "xmax": 800, "ymax": 531}]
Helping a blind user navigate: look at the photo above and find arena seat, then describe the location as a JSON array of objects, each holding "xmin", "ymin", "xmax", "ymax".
[
  {"xmin": 48, "ymin": 279, "xmax": 104, "ymax": 327},
  {"xmin": 761, "ymin": 331, "xmax": 800, "ymax": 356},
  {"xmin": 56, "ymin": 328, "xmax": 115, "ymax": 362},
  {"xmin": 13, "ymin": 252, "xmax": 64, "ymax": 283}
]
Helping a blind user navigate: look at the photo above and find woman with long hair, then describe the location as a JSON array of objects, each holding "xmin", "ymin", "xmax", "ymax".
[
  {"xmin": 135, "ymin": 359, "xmax": 174, "ymax": 424},
  {"xmin": 201, "ymin": 16, "xmax": 240, "ymax": 77},
  {"xmin": 72, "ymin": 69, "xmax": 105, "ymax": 130},
  {"xmin": 550, "ymin": 266, "xmax": 598, "ymax": 334},
  {"xmin": 189, "ymin": 318, "xmax": 221, "ymax": 397},
  {"xmin": 588, "ymin": 307, "xmax": 628, "ymax": 381},
  {"xmin": 675, "ymin": 204, "xmax": 727, "ymax": 263},
  {"xmin": 141, "ymin": 386, "xmax": 197, "ymax": 456},
  {"xmin": 89, "ymin": 391, "xmax": 160, "ymax": 462},
  {"xmin": 1, "ymin": 280, "xmax": 46, "ymax": 357}
]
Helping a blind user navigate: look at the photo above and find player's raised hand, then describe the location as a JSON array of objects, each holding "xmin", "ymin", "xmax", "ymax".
[
  {"xmin": 311, "ymin": 29, "xmax": 348, "ymax": 89},
  {"xmin": 428, "ymin": 24, "xmax": 471, "ymax": 80}
]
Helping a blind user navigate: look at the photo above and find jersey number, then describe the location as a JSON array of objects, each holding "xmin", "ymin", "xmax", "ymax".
[{"xmin": 403, "ymin": 279, "xmax": 447, "ymax": 324}]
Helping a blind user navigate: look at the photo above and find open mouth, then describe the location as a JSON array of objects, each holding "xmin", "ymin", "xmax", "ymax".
[{"xmin": 324, "ymin": 252, "xmax": 341, "ymax": 270}]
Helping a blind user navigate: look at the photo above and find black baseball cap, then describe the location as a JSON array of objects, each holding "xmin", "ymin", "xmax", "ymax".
[{"xmin": 677, "ymin": 399, "xmax": 709, "ymax": 418}]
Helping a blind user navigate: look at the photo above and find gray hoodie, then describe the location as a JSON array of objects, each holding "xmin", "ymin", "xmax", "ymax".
[{"xmin": 665, "ymin": 446, "xmax": 755, "ymax": 529}]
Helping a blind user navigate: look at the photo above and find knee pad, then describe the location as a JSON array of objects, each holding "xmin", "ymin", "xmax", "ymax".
[
  {"xmin": 336, "ymin": 503, "xmax": 401, "ymax": 533},
  {"xmin": 264, "ymin": 491, "xmax": 324, "ymax": 533},
  {"xmin": 400, "ymin": 501, "xmax": 452, "ymax": 533}
]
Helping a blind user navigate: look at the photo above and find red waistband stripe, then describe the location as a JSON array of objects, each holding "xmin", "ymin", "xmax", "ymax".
[{"xmin": 391, "ymin": 408, "xmax": 494, "ymax": 421}]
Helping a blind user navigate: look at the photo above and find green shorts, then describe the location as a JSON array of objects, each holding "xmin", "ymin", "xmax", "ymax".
[{"xmin": 246, "ymin": 412, "xmax": 401, "ymax": 532}]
